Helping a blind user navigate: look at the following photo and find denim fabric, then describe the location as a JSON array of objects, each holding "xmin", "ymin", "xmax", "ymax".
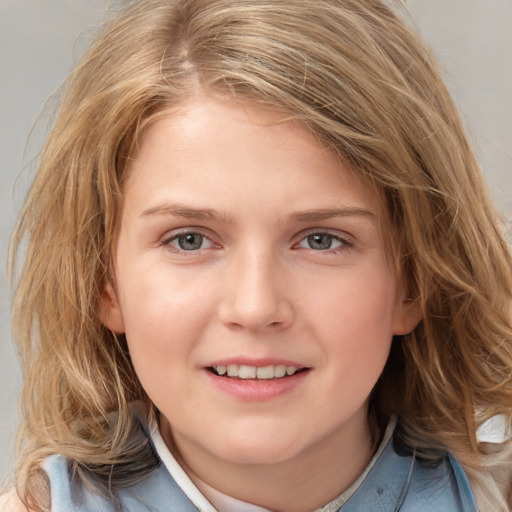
[
  {"xmin": 338, "ymin": 439, "xmax": 478, "ymax": 511},
  {"xmin": 43, "ymin": 454, "xmax": 198, "ymax": 512},
  {"xmin": 42, "ymin": 434, "xmax": 478, "ymax": 512}
]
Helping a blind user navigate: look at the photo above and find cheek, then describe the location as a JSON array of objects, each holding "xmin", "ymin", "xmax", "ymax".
[
  {"xmin": 306, "ymin": 265, "xmax": 398, "ymax": 334},
  {"xmin": 301, "ymin": 264, "xmax": 397, "ymax": 375},
  {"xmin": 117, "ymin": 265, "xmax": 217, "ymax": 368}
]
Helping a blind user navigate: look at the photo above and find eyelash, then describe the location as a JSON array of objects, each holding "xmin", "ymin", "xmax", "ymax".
[
  {"xmin": 160, "ymin": 230, "xmax": 215, "ymax": 253},
  {"xmin": 159, "ymin": 229, "xmax": 353, "ymax": 255},
  {"xmin": 295, "ymin": 231, "xmax": 353, "ymax": 253}
]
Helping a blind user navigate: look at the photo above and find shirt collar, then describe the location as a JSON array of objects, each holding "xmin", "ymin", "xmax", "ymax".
[{"xmin": 149, "ymin": 416, "xmax": 395, "ymax": 512}]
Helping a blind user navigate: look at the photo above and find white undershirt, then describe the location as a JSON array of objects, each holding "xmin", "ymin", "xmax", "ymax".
[{"xmin": 149, "ymin": 420, "xmax": 395, "ymax": 512}]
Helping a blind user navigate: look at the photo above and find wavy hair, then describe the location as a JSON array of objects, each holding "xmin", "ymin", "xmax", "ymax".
[{"xmin": 10, "ymin": 0, "xmax": 512, "ymax": 509}]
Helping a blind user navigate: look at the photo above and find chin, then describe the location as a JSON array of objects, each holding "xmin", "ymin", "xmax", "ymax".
[{"xmin": 209, "ymin": 431, "xmax": 306, "ymax": 466}]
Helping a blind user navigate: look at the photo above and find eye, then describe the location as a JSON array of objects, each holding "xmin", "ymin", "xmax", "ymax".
[
  {"xmin": 164, "ymin": 232, "xmax": 214, "ymax": 252},
  {"xmin": 298, "ymin": 233, "xmax": 346, "ymax": 251}
]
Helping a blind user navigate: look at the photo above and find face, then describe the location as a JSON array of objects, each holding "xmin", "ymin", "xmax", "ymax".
[{"xmin": 102, "ymin": 97, "xmax": 419, "ymax": 475}]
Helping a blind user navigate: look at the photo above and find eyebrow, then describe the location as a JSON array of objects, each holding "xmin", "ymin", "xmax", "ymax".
[
  {"xmin": 141, "ymin": 203, "xmax": 234, "ymax": 222},
  {"xmin": 290, "ymin": 207, "xmax": 376, "ymax": 223},
  {"xmin": 141, "ymin": 202, "xmax": 375, "ymax": 224}
]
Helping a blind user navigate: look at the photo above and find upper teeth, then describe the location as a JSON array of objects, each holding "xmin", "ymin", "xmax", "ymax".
[{"xmin": 214, "ymin": 364, "xmax": 299, "ymax": 379}]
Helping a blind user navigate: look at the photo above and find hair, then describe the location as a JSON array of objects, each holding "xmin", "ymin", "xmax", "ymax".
[{"xmin": 9, "ymin": 0, "xmax": 512, "ymax": 509}]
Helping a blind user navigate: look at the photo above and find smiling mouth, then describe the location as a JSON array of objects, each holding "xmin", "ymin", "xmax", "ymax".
[{"xmin": 207, "ymin": 364, "xmax": 308, "ymax": 380}]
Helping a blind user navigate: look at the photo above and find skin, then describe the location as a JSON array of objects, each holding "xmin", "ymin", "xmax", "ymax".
[
  {"xmin": 101, "ymin": 96, "xmax": 420, "ymax": 511},
  {"xmin": 0, "ymin": 492, "xmax": 31, "ymax": 512}
]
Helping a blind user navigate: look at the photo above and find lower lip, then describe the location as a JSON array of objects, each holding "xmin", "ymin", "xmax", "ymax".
[{"xmin": 204, "ymin": 369, "xmax": 310, "ymax": 402}]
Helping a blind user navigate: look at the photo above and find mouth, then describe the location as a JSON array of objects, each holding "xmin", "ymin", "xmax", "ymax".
[{"xmin": 207, "ymin": 364, "xmax": 308, "ymax": 380}]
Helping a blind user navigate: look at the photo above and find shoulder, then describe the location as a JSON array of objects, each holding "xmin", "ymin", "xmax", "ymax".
[
  {"xmin": 396, "ymin": 453, "xmax": 478, "ymax": 511},
  {"xmin": 465, "ymin": 442, "xmax": 512, "ymax": 512},
  {"xmin": 341, "ymin": 434, "xmax": 479, "ymax": 511},
  {"xmin": 0, "ymin": 490, "xmax": 30, "ymax": 512},
  {"xmin": 40, "ymin": 452, "xmax": 198, "ymax": 512}
]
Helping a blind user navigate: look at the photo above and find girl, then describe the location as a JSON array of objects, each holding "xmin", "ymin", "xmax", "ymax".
[{"xmin": 3, "ymin": 0, "xmax": 512, "ymax": 510}]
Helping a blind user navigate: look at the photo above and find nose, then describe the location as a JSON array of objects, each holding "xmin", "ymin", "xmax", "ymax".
[{"xmin": 218, "ymin": 249, "xmax": 294, "ymax": 333}]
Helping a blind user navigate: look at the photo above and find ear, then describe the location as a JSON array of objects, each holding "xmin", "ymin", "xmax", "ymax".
[
  {"xmin": 393, "ymin": 298, "xmax": 422, "ymax": 335},
  {"xmin": 99, "ymin": 281, "xmax": 125, "ymax": 334}
]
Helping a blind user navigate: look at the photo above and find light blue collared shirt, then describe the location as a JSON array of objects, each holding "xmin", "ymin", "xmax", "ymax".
[{"xmin": 42, "ymin": 420, "xmax": 478, "ymax": 512}]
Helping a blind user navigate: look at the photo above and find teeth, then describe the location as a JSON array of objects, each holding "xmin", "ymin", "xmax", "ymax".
[
  {"xmin": 238, "ymin": 365, "xmax": 257, "ymax": 379},
  {"xmin": 227, "ymin": 364, "xmax": 238, "ymax": 377},
  {"xmin": 275, "ymin": 365, "xmax": 287, "ymax": 377},
  {"xmin": 256, "ymin": 365, "xmax": 274, "ymax": 379},
  {"xmin": 212, "ymin": 364, "xmax": 302, "ymax": 379}
]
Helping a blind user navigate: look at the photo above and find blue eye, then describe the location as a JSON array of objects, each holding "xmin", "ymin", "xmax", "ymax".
[
  {"xmin": 299, "ymin": 233, "xmax": 344, "ymax": 250},
  {"xmin": 166, "ymin": 232, "xmax": 213, "ymax": 251}
]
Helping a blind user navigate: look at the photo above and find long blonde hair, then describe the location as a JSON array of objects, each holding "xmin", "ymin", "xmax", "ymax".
[{"xmin": 10, "ymin": 0, "xmax": 512, "ymax": 509}]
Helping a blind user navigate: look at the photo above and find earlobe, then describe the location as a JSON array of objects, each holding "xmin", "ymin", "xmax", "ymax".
[
  {"xmin": 99, "ymin": 281, "xmax": 125, "ymax": 334},
  {"xmin": 393, "ymin": 299, "xmax": 422, "ymax": 335}
]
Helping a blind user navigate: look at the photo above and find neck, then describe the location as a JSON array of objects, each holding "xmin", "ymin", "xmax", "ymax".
[{"xmin": 161, "ymin": 411, "xmax": 376, "ymax": 512}]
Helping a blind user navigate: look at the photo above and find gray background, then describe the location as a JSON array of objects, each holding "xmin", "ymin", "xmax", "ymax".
[{"xmin": 1, "ymin": 0, "xmax": 511, "ymax": 486}]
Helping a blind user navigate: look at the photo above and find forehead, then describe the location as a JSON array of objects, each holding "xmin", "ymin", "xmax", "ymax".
[{"xmin": 123, "ymin": 96, "xmax": 391, "ymax": 234}]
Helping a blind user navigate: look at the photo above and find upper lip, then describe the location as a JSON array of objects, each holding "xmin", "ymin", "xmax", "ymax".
[{"xmin": 205, "ymin": 357, "xmax": 310, "ymax": 369}]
